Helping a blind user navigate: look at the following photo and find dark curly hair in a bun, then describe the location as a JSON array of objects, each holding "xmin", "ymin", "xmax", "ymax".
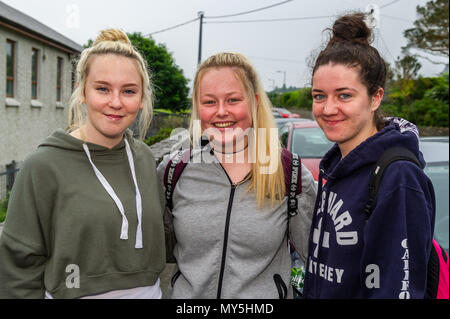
[{"xmin": 313, "ymin": 12, "xmax": 387, "ymax": 129}]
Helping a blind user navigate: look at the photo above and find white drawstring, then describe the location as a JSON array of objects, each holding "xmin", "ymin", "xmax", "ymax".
[{"xmin": 82, "ymin": 139, "xmax": 143, "ymax": 249}]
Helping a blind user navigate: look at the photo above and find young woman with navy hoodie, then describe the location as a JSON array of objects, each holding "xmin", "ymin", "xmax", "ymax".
[{"xmin": 302, "ymin": 13, "xmax": 436, "ymax": 299}]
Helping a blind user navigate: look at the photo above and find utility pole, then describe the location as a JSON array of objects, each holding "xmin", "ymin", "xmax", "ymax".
[
  {"xmin": 197, "ymin": 11, "xmax": 204, "ymax": 65},
  {"xmin": 277, "ymin": 70, "xmax": 286, "ymax": 90}
]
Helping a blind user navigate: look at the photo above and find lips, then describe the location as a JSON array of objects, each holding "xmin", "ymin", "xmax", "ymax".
[
  {"xmin": 213, "ymin": 121, "xmax": 236, "ymax": 128},
  {"xmin": 105, "ymin": 114, "xmax": 124, "ymax": 121},
  {"xmin": 324, "ymin": 119, "xmax": 343, "ymax": 126}
]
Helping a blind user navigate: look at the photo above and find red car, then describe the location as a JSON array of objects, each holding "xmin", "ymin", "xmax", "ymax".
[
  {"xmin": 279, "ymin": 121, "xmax": 334, "ymax": 181},
  {"xmin": 272, "ymin": 107, "xmax": 300, "ymax": 118}
]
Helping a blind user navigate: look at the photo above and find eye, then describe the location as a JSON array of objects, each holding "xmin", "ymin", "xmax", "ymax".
[
  {"xmin": 96, "ymin": 87, "xmax": 108, "ymax": 92},
  {"xmin": 339, "ymin": 93, "xmax": 352, "ymax": 99},
  {"xmin": 312, "ymin": 94, "xmax": 325, "ymax": 101},
  {"xmin": 202, "ymin": 100, "xmax": 215, "ymax": 105},
  {"xmin": 228, "ymin": 98, "xmax": 241, "ymax": 103},
  {"xmin": 124, "ymin": 89, "xmax": 136, "ymax": 95}
]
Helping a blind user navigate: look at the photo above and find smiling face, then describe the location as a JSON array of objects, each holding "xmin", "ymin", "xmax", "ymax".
[
  {"xmin": 82, "ymin": 54, "xmax": 143, "ymax": 148},
  {"xmin": 197, "ymin": 67, "xmax": 254, "ymax": 150},
  {"xmin": 312, "ymin": 63, "xmax": 383, "ymax": 157}
]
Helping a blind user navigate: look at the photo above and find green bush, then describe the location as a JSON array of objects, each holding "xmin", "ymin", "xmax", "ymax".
[
  {"xmin": 0, "ymin": 192, "xmax": 10, "ymax": 223},
  {"xmin": 145, "ymin": 127, "xmax": 174, "ymax": 146},
  {"xmin": 298, "ymin": 87, "xmax": 313, "ymax": 110}
]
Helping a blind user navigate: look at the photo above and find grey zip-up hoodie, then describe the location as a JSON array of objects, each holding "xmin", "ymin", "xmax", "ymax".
[{"xmin": 157, "ymin": 145, "xmax": 317, "ymax": 299}]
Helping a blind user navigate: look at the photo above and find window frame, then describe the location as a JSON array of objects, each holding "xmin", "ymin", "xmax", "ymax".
[
  {"xmin": 31, "ymin": 47, "xmax": 39, "ymax": 100},
  {"xmin": 56, "ymin": 56, "xmax": 63, "ymax": 102},
  {"xmin": 6, "ymin": 39, "xmax": 15, "ymax": 98}
]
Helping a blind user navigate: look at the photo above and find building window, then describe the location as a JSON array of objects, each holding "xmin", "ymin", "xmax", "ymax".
[
  {"xmin": 31, "ymin": 48, "xmax": 39, "ymax": 99},
  {"xmin": 56, "ymin": 57, "xmax": 63, "ymax": 101},
  {"xmin": 6, "ymin": 40, "xmax": 15, "ymax": 97}
]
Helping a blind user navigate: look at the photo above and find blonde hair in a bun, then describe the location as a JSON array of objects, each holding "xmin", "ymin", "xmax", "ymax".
[{"xmin": 68, "ymin": 28, "xmax": 153, "ymax": 140}]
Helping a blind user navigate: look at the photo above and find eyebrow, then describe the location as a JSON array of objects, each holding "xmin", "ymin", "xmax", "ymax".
[
  {"xmin": 201, "ymin": 91, "xmax": 242, "ymax": 97},
  {"xmin": 312, "ymin": 87, "xmax": 357, "ymax": 93},
  {"xmin": 93, "ymin": 80, "xmax": 139, "ymax": 87}
]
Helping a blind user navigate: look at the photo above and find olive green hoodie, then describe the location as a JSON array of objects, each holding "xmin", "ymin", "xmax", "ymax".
[{"xmin": 0, "ymin": 129, "xmax": 165, "ymax": 298}]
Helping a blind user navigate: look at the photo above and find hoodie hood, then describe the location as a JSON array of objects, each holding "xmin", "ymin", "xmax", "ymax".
[
  {"xmin": 38, "ymin": 128, "xmax": 136, "ymax": 154},
  {"xmin": 39, "ymin": 128, "xmax": 143, "ymax": 249},
  {"xmin": 320, "ymin": 117, "xmax": 424, "ymax": 181}
]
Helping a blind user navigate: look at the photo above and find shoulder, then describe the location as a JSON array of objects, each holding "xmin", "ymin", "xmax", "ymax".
[
  {"xmin": 18, "ymin": 146, "xmax": 60, "ymax": 177},
  {"xmin": 379, "ymin": 160, "xmax": 433, "ymax": 198}
]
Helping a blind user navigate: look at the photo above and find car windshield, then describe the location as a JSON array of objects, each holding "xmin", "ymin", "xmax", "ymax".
[
  {"xmin": 424, "ymin": 161, "xmax": 449, "ymax": 252},
  {"xmin": 291, "ymin": 127, "xmax": 334, "ymax": 158}
]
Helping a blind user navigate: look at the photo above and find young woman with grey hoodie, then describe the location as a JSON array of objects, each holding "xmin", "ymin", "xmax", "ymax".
[{"xmin": 157, "ymin": 52, "xmax": 317, "ymax": 299}]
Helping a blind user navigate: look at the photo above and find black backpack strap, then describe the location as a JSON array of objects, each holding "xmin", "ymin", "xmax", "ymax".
[
  {"xmin": 164, "ymin": 148, "xmax": 191, "ymax": 210},
  {"xmin": 364, "ymin": 147, "xmax": 421, "ymax": 218},
  {"xmin": 281, "ymin": 148, "xmax": 302, "ymax": 218}
]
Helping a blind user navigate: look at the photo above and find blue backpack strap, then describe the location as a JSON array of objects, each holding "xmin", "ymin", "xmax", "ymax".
[
  {"xmin": 163, "ymin": 148, "xmax": 191, "ymax": 210},
  {"xmin": 281, "ymin": 148, "xmax": 302, "ymax": 217},
  {"xmin": 364, "ymin": 146, "xmax": 421, "ymax": 218}
]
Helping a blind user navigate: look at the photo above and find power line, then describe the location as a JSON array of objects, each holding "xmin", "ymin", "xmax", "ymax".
[
  {"xmin": 144, "ymin": 0, "xmax": 294, "ymax": 37},
  {"xmin": 248, "ymin": 56, "xmax": 303, "ymax": 64},
  {"xmin": 377, "ymin": 30, "xmax": 395, "ymax": 61},
  {"xmin": 380, "ymin": 14, "xmax": 413, "ymax": 23},
  {"xmin": 145, "ymin": 17, "xmax": 199, "ymax": 37},
  {"xmin": 204, "ymin": 0, "xmax": 293, "ymax": 19},
  {"xmin": 205, "ymin": 15, "xmax": 335, "ymax": 24},
  {"xmin": 380, "ymin": 0, "xmax": 401, "ymax": 9}
]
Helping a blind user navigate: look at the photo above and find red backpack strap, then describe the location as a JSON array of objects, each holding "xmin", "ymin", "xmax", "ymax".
[
  {"xmin": 281, "ymin": 148, "xmax": 302, "ymax": 217},
  {"xmin": 164, "ymin": 148, "xmax": 191, "ymax": 210}
]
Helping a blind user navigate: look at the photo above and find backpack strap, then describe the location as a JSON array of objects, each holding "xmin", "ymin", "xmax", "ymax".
[
  {"xmin": 281, "ymin": 148, "xmax": 302, "ymax": 217},
  {"xmin": 364, "ymin": 146, "xmax": 421, "ymax": 218},
  {"xmin": 164, "ymin": 148, "xmax": 191, "ymax": 210}
]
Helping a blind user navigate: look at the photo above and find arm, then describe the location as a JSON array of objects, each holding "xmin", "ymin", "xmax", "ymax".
[
  {"xmin": 361, "ymin": 162, "xmax": 435, "ymax": 299},
  {"xmin": 289, "ymin": 163, "xmax": 318, "ymax": 264},
  {"xmin": 0, "ymin": 160, "xmax": 49, "ymax": 298},
  {"xmin": 156, "ymin": 154, "xmax": 177, "ymax": 263}
]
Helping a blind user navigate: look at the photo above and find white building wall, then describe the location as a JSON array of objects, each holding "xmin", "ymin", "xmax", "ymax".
[{"xmin": 0, "ymin": 26, "xmax": 77, "ymax": 197}]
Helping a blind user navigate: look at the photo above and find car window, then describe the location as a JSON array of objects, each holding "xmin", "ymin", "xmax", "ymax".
[
  {"xmin": 279, "ymin": 125, "xmax": 289, "ymax": 147},
  {"xmin": 424, "ymin": 162, "xmax": 449, "ymax": 253},
  {"xmin": 291, "ymin": 127, "xmax": 334, "ymax": 158}
]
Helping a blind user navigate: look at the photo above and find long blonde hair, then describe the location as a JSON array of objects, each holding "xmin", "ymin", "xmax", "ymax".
[
  {"xmin": 190, "ymin": 52, "xmax": 285, "ymax": 207},
  {"xmin": 68, "ymin": 29, "xmax": 153, "ymax": 140}
]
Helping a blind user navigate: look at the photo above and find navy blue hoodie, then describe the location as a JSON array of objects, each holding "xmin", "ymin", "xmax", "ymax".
[{"xmin": 303, "ymin": 118, "xmax": 436, "ymax": 299}]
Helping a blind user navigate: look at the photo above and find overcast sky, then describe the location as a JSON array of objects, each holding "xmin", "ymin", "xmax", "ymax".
[{"xmin": 3, "ymin": 0, "xmax": 448, "ymax": 92}]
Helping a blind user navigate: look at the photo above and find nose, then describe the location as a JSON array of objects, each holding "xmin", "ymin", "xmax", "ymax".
[
  {"xmin": 108, "ymin": 90, "xmax": 122, "ymax": 109},
  {"xmin": 216, "ymin": 100, "xmax": 228, "ymax": 117},
  {"xmin": 322, "ymin": 97, "xmax": 339, "ymax": 115}
]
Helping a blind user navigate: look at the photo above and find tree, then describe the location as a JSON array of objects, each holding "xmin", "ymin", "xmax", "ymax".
[
  {"xmin": 127, "ymin": 33, "xmax": 190, "ymax": 112},
  {"xmin": 403, "ymin": 0, "xmax": 449, "ymax": 62},
  {"xmin": 394, "ymin": 53, "xmax": 422, "ymax": 81}
]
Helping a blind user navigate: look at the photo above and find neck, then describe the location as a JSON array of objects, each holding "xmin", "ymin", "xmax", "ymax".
[
  {"xmin": 74, "ymin": 125, "xmax": 124, "ymax": 149},
  {"xmin": 339, "ymin": 125, "xmax": 378, "ymax": 158}
]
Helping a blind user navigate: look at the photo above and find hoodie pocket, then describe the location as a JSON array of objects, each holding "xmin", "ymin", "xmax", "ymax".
[
  {"xmin": 171, "ymin": 270, "xmax": 181, "ymax": 288},
  {"xmin": 273, "ymin": 274, "xmax": 288, "ymax": 299}
]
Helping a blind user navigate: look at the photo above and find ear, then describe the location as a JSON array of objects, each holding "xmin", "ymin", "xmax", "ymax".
[{"xmin": 370, "ymin": 88, "xmax": 384, "ymax": 112}]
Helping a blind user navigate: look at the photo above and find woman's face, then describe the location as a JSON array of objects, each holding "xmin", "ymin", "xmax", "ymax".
[
  {"xmin": 83, "ymin": 54, "xmax": 143, "ymax": 148},
  {"xmin": 312, "ymin": 63, "xmax": 383, "ymax": 157},
  {"xmin": 197, "ymin": 67, "xmax": 253, "ymax": 150}
]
